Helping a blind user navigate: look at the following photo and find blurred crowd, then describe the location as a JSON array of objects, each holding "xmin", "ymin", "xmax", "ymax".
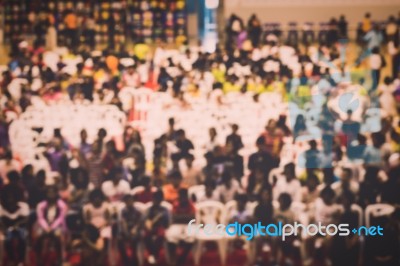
[{"xmin": 0, "ymin": 10, "xmax": 400, "ymax": 266}]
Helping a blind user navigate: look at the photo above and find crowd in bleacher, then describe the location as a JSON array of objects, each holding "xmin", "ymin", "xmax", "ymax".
[{"xmin": 0, "ymin": 11, "xmax": 400, "ymax": 266}]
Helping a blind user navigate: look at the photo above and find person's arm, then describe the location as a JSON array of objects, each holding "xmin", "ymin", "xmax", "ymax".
[
  {"xmin": 36, "ymin": 202, "xmax": 50, "ymax": 231},
  {"xmin": 50, "ymin": 200, "xmax": 68, "ymax": 230}
]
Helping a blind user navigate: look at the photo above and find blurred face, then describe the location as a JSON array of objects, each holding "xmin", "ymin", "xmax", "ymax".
[{"xmin": 261, "ymin": 190, "xmax": 271, "ymax": 202}]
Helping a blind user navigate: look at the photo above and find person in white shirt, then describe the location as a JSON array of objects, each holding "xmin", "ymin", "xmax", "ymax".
[
  {"xmin": 217, "ymin": 170, "xmax": 242, "ymax": 203},
  {"xmin": 101, "ymin": 167, "xmax": 130, "ymax": 202},
  {"xmin": 314, "ymin": 186, "xmax": 343, "ymax": 226},
  {"xmin": 180, "ymin": 154, "xmax": 202, "ymax": 187},
  {"xmin": 273, "ymin": 163, "xmax": 302, "ymax": 203},
  {"xmin": 121, "ymin": 65, "xmax": 140, "ymax": 88},
  {"xmin": 197, "ymin": 179, "xmax": 220, "ymax": 202},
  {"xmin": 331, "ymin": 167, "xmax": 359, "ymax": 199},
  {"xmin": 379, "ymin": 77, "xmax": 398, "ymax": 117}
]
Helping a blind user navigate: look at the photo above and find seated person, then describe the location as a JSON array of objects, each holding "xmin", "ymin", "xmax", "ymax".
[
  {"xmin": 166, "ymin": 188, "xmax": 195, "ymax": 266},
  {"xmin": 101, "ymin": 167, "xmax": 130, "ymax": 202},
  {"xmin": 197, "ymin": 178, "xmax": 220, "ymax": 202},
  {"xmin": 36, "ymin": 186, "xmax": 68, "ymax": 265},
  {"xmin": 135, "ymin": 176, "xmax": 154, "ymax": 203},
  {"xmin": 163, "ymin": 170, "xmax": 187, "ymax": 203},
  {"xmin": 143, "ymin": 190, "xmax": 170, "ymax": 265},
  {"xmin": 118, "ymin": 194, "xmax": 142, "ymax": 266},
  {"xmin": 83, "ymin": 189, "xmax": 111, "ymax": 239},
  {"xmin": 80, "ymin": 224, "xmax": 107, "ymax": 266},
  {"xmin": 0, "ymin": 186, "xmax": 29, "ymax": 265},
  {"xmin": 273, "ymin": 162, "xmax": 302, "ymax": 203},
  {"xmin": 216, "ymin": 170, "xmax": 242, "ymax": 203}
]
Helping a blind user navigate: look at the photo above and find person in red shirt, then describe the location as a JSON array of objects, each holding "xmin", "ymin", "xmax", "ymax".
[{"xmin": 165, "ymin": 188, "xmax": 195, "ymax": 265}]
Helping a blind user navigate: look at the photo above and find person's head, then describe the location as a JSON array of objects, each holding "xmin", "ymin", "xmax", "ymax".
[
  {"xmin": 71, "ymin": 168, "xmax": 89, "ymax": 189},
  {"xmin": 371, "ymin": 46, "xmax": 380, "ymax": 54},
  {"xmin": 106, "ymin": 140, "xmax": 117, "ymax": 153},
  {"xmin": 221, "ymin": 170, "xmax": 233, "ymax": 186},
  {"xmin": 320, "ymin": 186, "xmax": 336, "ymax": 205},
  {"xmin": 306, "ymin": 173, "xmax": 320, "ymax": 192},
  {"xmin": 4, "ymin": 150, "xmax": 13, "ymax": 161},
  {"xmin": 357, "ymin": 134, "xmax": 367, "ymax": 145},
  {"xmin": 89, "ymin": 189, "xmax": 105, "ymax": 207},
  {"xmin": 231, "ymin": 124, "xmax": 239, "ymax": 133},
  {"xmin": 7, "ymin": 170, "xmax": 21, "ymax": 185},
  {"xmin": 142, "ymin": 176, "xmax": 152, "ymax": 189},
  {"xmin": 97, "ymin": 128, "xmax": 107, "ymax": 140},
  {"xmin": 185, "ymin": 154, "xmax": 195, "ymax": 167},
  {"xmin": 45, "ymin": 185, "xmax": 59, "ymax": 203},
  {"xmin": 209, "ymin": 127, "xmax": 217, "ymax": 139},
  {"xmin": 340, "ymin": 190, "xmax": 355, "ymax": 210},
  {"xmin": 171, "ymin": 153, "xmax": 181, "ymax": 168},
  {"xmin": 283, "ymin": 162, "xmax": 296, "ymax": 181},
  {"xmin": 178, "ymin": 188, "xmax": 189, "ymax": 204},
  {"xmin": 22, "ymin": 164, "xmax": 34, "ymax": 178},
  {"xmin": 168, "ymin": 117, "xmax": 175, "ymax": 128},
  {"xmin": 236, "ymin": 194, "xmax": 248, "ymax": 211},
  {"xmin": 153, "ymin": 189, "xmax": 164, "ymax": 206},
  {"xmin": 169, "ymin": 170, "xmax": 183, "ymax": 188},
  {"xmin": 0, "ymin": 186, "xmax": 19, "ymax": 209},
  {"xmin": 80, "ymin": 129, "xmax": 88, "ymax": 142},
  {"xmin": 365, "ymin": 13, "xmax": 371, "ymax": 19},
  {"xmin": 176, "ymin": 129, "xmax": 186, "ymax": 140},
  {"xmin": 371, "ymin": 132, "xmax": 385, "ymax": 148},
  {"xmin": 123, "ymin": 194, "xmax": 135, "ymax": 207},
  {"xmin": 255, "ymin": 136, "xmax": 265, "ymax": 150},
  {"xmin": 110, "ymin": 167, "xmax": 124, "ymax": 184},
  {"xmin": 341, "ymin": 167, "xmax": 352, "ymax": 182},
  {"xmin": 384, "ymin": 76, "xmax": 392, "ymax": 86},
  {"xmin": 340, "ymin": 15, "xmax": 345, "ymax": 21},
  {"xmin": 308, "ymin": 140, "xmax": 317, "ymax": 150},
  {"xmin": 278, "ymin": 193, "xmax": 292, "ymax": 211},
  {"xmin": 346, "ymin": 109, "xmax": 353, "ymax": 119},
  {"xmin": 204, "ymin": 178, "xmax": 216, "ymax": 197},
  {"xmin": 265, "ymin": 119, "xmax": 277, "ymax": 131}
]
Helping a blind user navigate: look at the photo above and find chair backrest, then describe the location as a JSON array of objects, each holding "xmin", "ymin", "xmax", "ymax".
[
  {"xmin": 351, "ymin": 204, "xmax": 363, "ymax": 227},
  {"xmin": 196, "ymin": 200, "xmax": 225, "ymax": 225},
  {"xmin": 365, "ymin": 204, "xmax": 395, "ymax": 227},
  {"xmin": 131, "ymin": 186, "xmax": 145, "ymax": 196},
  {"xmin": 188, "ymin": 185, "xmax": 205, "ymax": 202}
]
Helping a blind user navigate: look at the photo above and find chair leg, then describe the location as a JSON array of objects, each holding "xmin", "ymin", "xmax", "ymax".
[
  {"xmin": 194, "ymin": 240, "xmax": 203, "ymax": 266},
  {"xmin": 217, "ymin": 239, "xmax": 226, "ymax": 266}
]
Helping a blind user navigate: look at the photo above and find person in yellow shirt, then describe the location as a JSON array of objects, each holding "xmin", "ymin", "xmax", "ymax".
[
  {"xmin": 362, "ymin": 13, "xmax": 372, "ymax": 34},
  {"xmin": 134, "ymin": 42, "xmax": 150, "ymax": 61}
]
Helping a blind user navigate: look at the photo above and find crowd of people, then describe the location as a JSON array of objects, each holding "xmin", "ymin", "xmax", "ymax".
[{"xmin": 0, "ymin": 10, "xmax": 400, "ymax": 266}]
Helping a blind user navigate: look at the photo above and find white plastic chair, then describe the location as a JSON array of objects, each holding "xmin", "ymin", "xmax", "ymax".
[
  {"xmin": 365, "ymin": 204, "xmax": 395, "ymax": 227},
  {"xmin": 188, "ymin": 185, "xmax": 205, "ymax": 202},
  {"xmin": 194, "ymin": 200, "xmax": 226, "ymax": 266}
]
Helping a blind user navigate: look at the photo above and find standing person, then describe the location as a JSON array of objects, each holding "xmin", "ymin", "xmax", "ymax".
[
  {"xmin": 64, "ymin": 10, "xmax": 78, "ymax": 51},
  {"xmin": 386, "ymin": 16, "xmax": 398, "ymax": 45},
  {"xmin": 327, "ymin": 18, "xmax": 339, "ymax": 46},
  {"xmin": 337, "ymin": 15, "xmax": 348, "ymax": 39},
  {"xmin": 362, "ymin": 13, "xmax": 372, "ymax": 35},
  {"xmin": 370, "ymin": 47, "xmax": 386, "ymax": 92},
  {"xmin": 247, "ymin": 14, "xmax": 262, "ymax": 47}
]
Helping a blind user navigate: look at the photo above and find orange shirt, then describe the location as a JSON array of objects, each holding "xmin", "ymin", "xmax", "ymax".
[{"xmin": 162, "ymin": 184, "xmax": 187, "ymax": 203}]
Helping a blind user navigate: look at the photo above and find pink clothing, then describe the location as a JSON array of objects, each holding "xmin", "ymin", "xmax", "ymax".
[{"xmin": 36, "ymin": 199, "xmax": 68, "ymax": 231}]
